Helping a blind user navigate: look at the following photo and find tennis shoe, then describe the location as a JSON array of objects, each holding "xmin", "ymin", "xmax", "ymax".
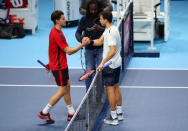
[
  {"xmin": 117, "ymin": 113, "xmax": 124, "ymax": 121},
  {"xmin": 67, "ymin": 113, "xmax": 74, "ymax": 121},
  {"xmin": 37, "ymin": 111, "xmax": 55, "ymax": 124},
  {"xmin": 104, "ymin": 115, "xmax": 119, "ymax": 125}
]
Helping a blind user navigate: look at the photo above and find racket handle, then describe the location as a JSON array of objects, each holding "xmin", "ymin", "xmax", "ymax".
[
  {"xmin": 37, "ymin": 60, "xmax": 46, "ymax": 68},
  {"xmin": 103, "ymin": 61, "xmax": 112, "ymax": 68}
]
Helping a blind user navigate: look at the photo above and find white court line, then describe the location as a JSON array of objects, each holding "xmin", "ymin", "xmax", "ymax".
[
  {"xmin": 1, "ymin": 66, "xmax": 188, "ymax": 70},
  {"xmin": 0, "ymin": 84, "xmax": 188, "ymax": 89},
  {"xmin": 127, "ymin": 68, "xmax": 188, "ymax": 71},
  {"xmin": 120, "ymin": 86, "xmax": 188, "ymax": 88},
  {"xmin": 0, "ymin": 84, "xmax": 85, "ymax": 88},
  {"xmin": 0, "ymin": 66, "xmax": 82, "ymax": 69}
]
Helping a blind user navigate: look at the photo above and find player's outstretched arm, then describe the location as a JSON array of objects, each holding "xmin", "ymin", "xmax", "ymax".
[
  {"xmin": 92, "ymin": 35, "xmax": 104, "ymax": 46},
  {"xmin": 63, "ymin": 37, "xmax": 90, "ymax": 55}
]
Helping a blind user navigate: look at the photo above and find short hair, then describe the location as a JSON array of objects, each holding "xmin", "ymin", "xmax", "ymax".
[
  {"xmin": 51, "ymin": 10, "xmax": 64, "ymax": 25},
  {"xmin": 86, "ymin": 0, "xmax": 102, "ymax": 18},
  {"xmin": 99, "ymin": 11, "xmax": 113, "ymax": 23}
]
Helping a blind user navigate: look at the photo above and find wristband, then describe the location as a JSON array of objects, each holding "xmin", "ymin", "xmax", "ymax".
[{"xmin": 90, "ymin": 40, "xmax": 94, "ymax": 46}]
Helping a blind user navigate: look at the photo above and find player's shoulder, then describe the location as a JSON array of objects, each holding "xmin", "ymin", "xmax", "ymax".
[
  {"xmin": 109, "ymin": 26, "xmax": 118, "ymax": 35},
  {"xmin": 111, "ymin": 25, "xmax": 118, "ymax": 31},
  {"xmin": 49, "ymin": 27, "xmax": 55, "ymax": 36},
  {"xmin": 50, "ymin": 27, "xmax": 57, "ymax": 34}
]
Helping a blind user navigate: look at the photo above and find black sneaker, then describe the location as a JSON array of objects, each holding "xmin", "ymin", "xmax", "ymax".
[
  {"xmin": 37, "ymin": 111, "xmax": 55, "ymax": 124},
  {"xmin": 117, "ymin": 113, "xmax": 124, "ymax": 121},
  {"xmin": 104, "ymin": 115, "xmax": 119, "ymax": 125}
]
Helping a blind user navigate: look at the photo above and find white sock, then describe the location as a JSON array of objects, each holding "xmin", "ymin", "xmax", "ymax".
[
  {"xmin": 42, "ymin": 103, "xmax": 52, "ymax": 114},
  {"xmin": 67, "ymin": 104, "xmax": 75, "ymax": 114},
  {"xmin": 111, "ymin": 110, "xmax": 117, "ymax": 119},
  {"xmin": 116, "ymin": 105, "xmax": 122, "ymax": 114}
]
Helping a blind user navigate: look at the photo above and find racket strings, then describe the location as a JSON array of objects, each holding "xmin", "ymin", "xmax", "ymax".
[
  {"xmin": 37, "ymin": 60, "xmax": 56, "ymax": 84},
  {"xmin": 46, "ymin": 71, "xmax": 56, "ymax": 84},
  {"xmin": 79, "ymin": 70, "xmax": 95, "ymax": 81}
]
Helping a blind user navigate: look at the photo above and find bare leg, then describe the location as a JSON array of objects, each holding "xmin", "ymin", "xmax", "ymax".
[
  {"xmin": 48, "ymin": 85, "xmax": 67, "ymax": 106},
  {"xmin": 114, "ymin": 83, "xmax": 122, "ymax": 106},
  {"xmin": 63, "ymin": 80, "xmax": 72, "ymax": 105},
  {"xmin": 106, "ymin": 86, "xmax": 116, "ymax": 111},
  {"xmin": 104, "ymin": 85, "xmax": 119, "ymax": 125}
]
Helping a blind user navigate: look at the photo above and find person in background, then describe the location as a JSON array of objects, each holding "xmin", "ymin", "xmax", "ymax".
[
  {"xmin": 79, "ymin": 0, "xmax": 113, "ymax": 15},
  {"xmin": 37, "ymin": 10, "xmax": 89, "ymax": 124},
  {"xmin": 75, "ymin": 0, "xmax": 104, "ymax": 93}
]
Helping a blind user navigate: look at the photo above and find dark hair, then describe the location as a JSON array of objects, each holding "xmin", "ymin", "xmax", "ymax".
[
  {"xmin": 51, "ymin": 10, "xmax": 64, "ymax": 25},
  {"xmin": 99, "ymin": 11, "xmax": 113, "ymax": 23},
  {"xmin": 86, "ymin": 0, "xmax": 102, "ymax": 18}
]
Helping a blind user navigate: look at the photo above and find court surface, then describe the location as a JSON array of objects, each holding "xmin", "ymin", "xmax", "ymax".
[
  {"xmin": 1, "ymin": 67, "xmax": 188, "ymax": 131},
  {"xmin": 1, "ymin": 0, "xmax": 188, "ymax": 130}
]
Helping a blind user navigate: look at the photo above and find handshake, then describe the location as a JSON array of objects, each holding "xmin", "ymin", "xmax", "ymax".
[{"xmin": 81, "ymin": 37, "xmax": 93, "ymax": 46}]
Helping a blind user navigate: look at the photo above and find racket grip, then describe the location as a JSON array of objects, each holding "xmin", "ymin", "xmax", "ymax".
[
  {"xmin": 103, "ymin": 61, "xmax": 112, "ymax": 68},
  {"xmin": 37, "ymin": 60, "xmax": 46, "ymax": 68}
]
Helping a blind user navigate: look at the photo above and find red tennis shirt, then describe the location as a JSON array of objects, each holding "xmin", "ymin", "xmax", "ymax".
[{"xmin": 47, "ymin": 27, "xmax": 68, "ymax": 71}]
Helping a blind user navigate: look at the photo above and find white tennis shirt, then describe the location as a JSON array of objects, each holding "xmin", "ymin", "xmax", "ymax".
[{"xmin": 102, "ymin": 25, "xmax": 122, "ymax": 69}]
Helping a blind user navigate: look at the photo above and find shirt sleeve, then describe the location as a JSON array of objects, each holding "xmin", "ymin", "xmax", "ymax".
[{"xmin": 54, "ymin": 29, "xmax": 68, "ymax": 50}]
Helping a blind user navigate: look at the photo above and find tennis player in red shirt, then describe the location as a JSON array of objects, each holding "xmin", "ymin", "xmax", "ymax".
[{"xmin": 37, "ymin": 10, "xmax": 89, "ymax": 124}]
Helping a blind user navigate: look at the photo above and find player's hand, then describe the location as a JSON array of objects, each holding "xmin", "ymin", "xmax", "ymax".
[
  {"xmin": 46, "ymin": 64, "xmax": 50, "ymax": 72},
  {"xmin": 82, "ymin": 37, "xmax": 90, "ymax": 45},
  {"xmin": 96, "ymin": 63, "xmax": 104, "ymax": 71}
]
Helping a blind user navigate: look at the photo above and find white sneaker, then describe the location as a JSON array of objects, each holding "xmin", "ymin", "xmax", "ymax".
[
  {"xmin": 104, "ymin": 115, "xmax": 119, "ymax": 125},
  {"xmin": 117, "ymin": 113, "xmax": 124, "ymax": 121}
]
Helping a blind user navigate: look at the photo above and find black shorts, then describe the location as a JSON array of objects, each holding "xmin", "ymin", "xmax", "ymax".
[
  {"xmin": 102, "ymin": 66, "xmax": 121, "ymax": 87},
  {"xmin": 52, "ymin": 68, "xmax": 69, "ymax": 86}
]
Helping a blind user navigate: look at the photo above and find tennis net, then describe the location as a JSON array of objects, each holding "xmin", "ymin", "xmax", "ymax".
[{"xmin": 65, "ymin": 71, "xmax": 107, "ymax": 131}]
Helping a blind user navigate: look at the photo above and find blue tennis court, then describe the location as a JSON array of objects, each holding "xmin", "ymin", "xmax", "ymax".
[
  {"xmin": 1, "ymin": 68, "xmax": 188, "ymax": 131},
  {"xmin": 1, "ymin": 0, "xmax": 188, "ymax": 131}
]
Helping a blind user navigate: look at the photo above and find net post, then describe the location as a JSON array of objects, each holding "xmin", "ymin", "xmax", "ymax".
[
  {"xmin": 130, "ymin": 0, "xmax": 134, "ymax": 53},
  {"xmin": 121, "ymin": 18, "xmax": 125, "ymax": 71},
  {"xmin": 120, "ymin": 0, "xmax": 134, "ymax": 71}
]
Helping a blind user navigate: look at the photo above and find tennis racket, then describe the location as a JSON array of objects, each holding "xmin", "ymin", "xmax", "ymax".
[
  {"xmin": 37, "ymin": 60, "xmax": 56, "ymax": 83},
  {"xmin": 79, "ymin": 61, "xmax": 112, "ymax": 81}
]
